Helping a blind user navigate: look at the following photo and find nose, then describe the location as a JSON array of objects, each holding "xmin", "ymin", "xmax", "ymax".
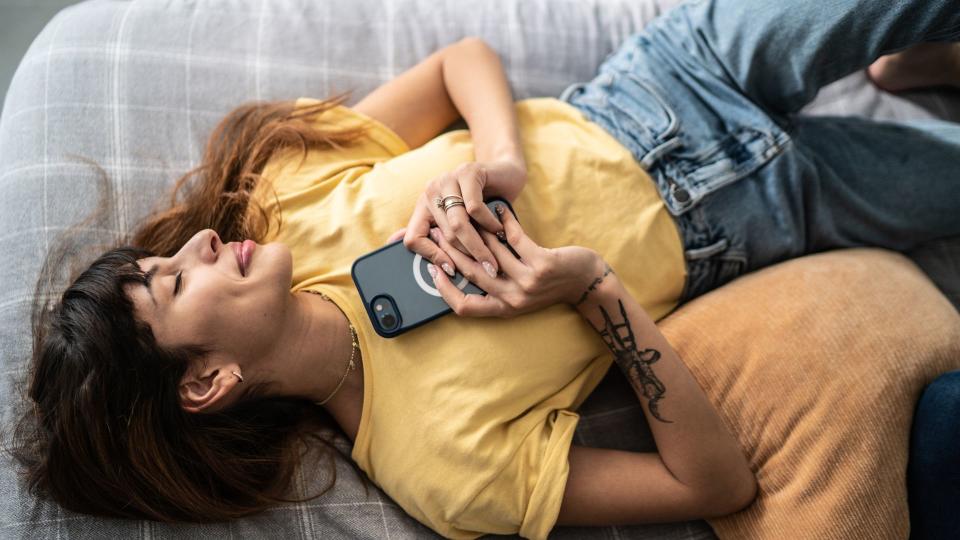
[
  {"xmin": 203, "ymin": 229, "xmax": 220, "ymax": 264},
  {"xmin": 181, "ymin": 229, "xmax": 219, "ymax": 265}
]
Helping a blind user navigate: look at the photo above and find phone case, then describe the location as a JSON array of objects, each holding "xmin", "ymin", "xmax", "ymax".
[{"xmin": 351, "ymin": 197, "xmax": 518, "ymax": 338}]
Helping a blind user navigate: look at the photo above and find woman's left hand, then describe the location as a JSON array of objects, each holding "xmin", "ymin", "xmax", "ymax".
[{"xmin": 393, "ymin": 159, "xmax": 527, "ymax": 279}]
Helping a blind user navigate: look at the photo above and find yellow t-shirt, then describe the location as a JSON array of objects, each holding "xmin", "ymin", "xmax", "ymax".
[{"xmin": 252, "ymin": 97, "xmax": 686, "ymax": 539}]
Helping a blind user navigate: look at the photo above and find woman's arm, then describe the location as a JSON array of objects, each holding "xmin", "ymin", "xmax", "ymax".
[
  {"xmin": 442, "ymin": 38, "xmax": 525, "ymax": 166},
  {"xmin": 353, "ymin": 37, "xmax": 525, "ymax": 167},
  {"xmin": 361, "ymin": 37, "xmax": 529, "ymax": 276},
  {"xmin": 426, "ymin": 203, "xmax": 756, "ymax": 523},
  {"xmin": 558, "ymin": 261, "xmax": 757, "ymax": 524}
]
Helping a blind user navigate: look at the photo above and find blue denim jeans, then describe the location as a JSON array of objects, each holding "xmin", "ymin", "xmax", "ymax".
[
  {"xmin": 909, "ymin": 370, "xmax": 960, "ymax": 539},
  {"xmin": 559, "ymin": 0, "xmax": 960, "ymax": 304}
]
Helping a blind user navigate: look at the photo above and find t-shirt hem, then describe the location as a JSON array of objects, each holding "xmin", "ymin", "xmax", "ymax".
[{"xmin": 518, "ymin": 409, "xmax": 579, "ymax": 539}]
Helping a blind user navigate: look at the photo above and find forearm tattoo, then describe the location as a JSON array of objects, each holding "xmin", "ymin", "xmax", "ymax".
[
  {"xmin": 573, "ymin": 262, "xmax": 615, "ymax": 306},
  {"xmin": 589, "ymin": 298, "xmax": 672, "ymax": 424}
]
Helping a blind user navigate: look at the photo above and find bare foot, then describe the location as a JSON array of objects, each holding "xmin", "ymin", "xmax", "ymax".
[{"xmin": 867, "ymin": 42, "xmax": 960, "ymax": 92}]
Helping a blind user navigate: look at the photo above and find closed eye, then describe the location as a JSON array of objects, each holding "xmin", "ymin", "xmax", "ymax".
[{"xmin": 174, "ymin": 271, "xmax": 183, "ymax": 295}]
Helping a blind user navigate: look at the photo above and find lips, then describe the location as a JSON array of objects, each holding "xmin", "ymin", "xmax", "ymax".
[
  {"xmin": 240, "ymin": 240, "xmax": 255, "ymax": 275},
  {"xmin": 232, "ymin": 242, "xmax": 245, "ymax": 276},
  {"xmin": 231, "ymin": 240, "xmax": 257, "ymax": 276}
]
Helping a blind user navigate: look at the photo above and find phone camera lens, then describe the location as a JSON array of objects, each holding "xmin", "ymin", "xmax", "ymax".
[
  {"xmin": 381, "ymin": 313, "xmax": 397, "ymax": 329},
  {"xmin": 371, "ymin": 295, "xmax": 401, "ymax": 332}
]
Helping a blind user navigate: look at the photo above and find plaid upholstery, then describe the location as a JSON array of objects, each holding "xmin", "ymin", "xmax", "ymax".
[{"xmin": 1, "ymin": 0, "xmax": 958, "ymax": 538}]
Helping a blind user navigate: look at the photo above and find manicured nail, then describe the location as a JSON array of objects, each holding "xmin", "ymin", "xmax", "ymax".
[
  {"xmin": 429, "ymin": 229, "xmax": 440, "ymax": 243},
  {"xmin": 442, "ymin": 263, "xmax": 455, "ymax": 276},
  {"xmin": 427, "ymin": 264, "xmax": 438, "ymax": 278},
  {"xmin": 495, "ymin": 204, "xmax": 504, "ymax": 216},
  {"xmin": 483, "ymin": 261, "xmax": 497, "ymax": 278},
  {"xmin": 496, "ymin": 230, "xmax": 506, "ymax": 242}
]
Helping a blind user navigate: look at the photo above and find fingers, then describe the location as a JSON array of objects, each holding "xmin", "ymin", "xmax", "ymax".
[
  {"xmin": 457, "ymin": 166, "xmax": 503, "ymax": 236},
  {"xmin": 411, "ymin": 165, "xmax": 513, "ymax": 282},
  {"xmin": 493, "ymin": 203, "xmax": 536, "ymax": 259},
  {"xmin": 443, "ymin": 206, "xmax": 500, "ymax": 278},
  {"xmin": 477, "ymin": 226, "xmax": 525, "ymax": 279},
  {"xmin": 404, "ymin": 195, "xmax": 456, "ymax": 277},
  {"xmin": 426, "ymin": 172, "xmax": 468, "ymax": 252},
  {"xmin": 430, "ymin": 167, "xmax": 505, "ymax": 279},
  {"xmin": 428, "ymin": 230, "xmax": 458, "ymax": 278},
  {"xmin": 426, "ymin": 189, "xmax": 463, "ymax": 252},
  {"xmin": 429, "ymin": 226, "xmax": 507, "ymax": 296},
  {"xmin": 427, "ymin": 261, "xmax": 506, "ymax": 318}
]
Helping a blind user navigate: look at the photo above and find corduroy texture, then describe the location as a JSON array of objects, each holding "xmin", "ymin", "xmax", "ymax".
[{"xmin": 658, "ymin": 248, "xmax": 960, "ymax": 539}]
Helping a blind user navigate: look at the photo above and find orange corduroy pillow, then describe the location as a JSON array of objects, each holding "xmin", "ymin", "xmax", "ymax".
[{"xmin": 658, "ymin": 248, "xmax": 960, "ymax": 539}]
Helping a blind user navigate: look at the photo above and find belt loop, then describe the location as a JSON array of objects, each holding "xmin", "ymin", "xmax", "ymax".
[
  {"xmin": 640, "ymin": 137, "xmax": 682, "ymax": 169},
  {"xmin": 558, "ymin": 82, "xmax": 585, "ymax": 103},
  {"xmin": 684, "ymin": 238, "xmax": 729, "ymax": 261}
]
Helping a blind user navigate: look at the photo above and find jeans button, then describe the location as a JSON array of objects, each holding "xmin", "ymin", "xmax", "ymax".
[{"xmin": 671, "ymin": 184, "xmax": 691, "ymax": 204}]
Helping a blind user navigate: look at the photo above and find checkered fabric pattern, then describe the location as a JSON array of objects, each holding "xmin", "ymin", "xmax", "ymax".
[{"xmin": 1, "ymin": 0, "xmax": 958, "ymax": 538}]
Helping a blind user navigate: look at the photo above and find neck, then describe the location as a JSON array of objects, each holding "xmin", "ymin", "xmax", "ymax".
[{"xmin": 251, "ymin": 291, "xmax": 362, "ymax": 416}]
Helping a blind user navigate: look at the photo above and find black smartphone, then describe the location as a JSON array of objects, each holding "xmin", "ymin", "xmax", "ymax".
[{"xmin": 351, "ymin": 197, "xmax": 519, "ymax": 338}]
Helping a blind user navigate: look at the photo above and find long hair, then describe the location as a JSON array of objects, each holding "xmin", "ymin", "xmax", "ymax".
[{"xmin": 9, "ymin": 92, "xmax": 372, "ymax": 521}]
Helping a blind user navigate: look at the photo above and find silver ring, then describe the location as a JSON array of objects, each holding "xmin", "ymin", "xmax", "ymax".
[
  {"xmin": 439, "ymin": 195, "xmax": 464, "ymax": 212},
  {"xmin": 443, "ymin": 200, "xmax": 466, "ymax": 212}
]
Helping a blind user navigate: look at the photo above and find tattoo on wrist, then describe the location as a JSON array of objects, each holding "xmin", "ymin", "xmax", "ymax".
[
  {"xmin": 574, "ymin": 262, "xmax": 614, "ymax": 306},
  {"xmin": 589, "ymin": 298, "xmax": 672, "ymax": 423}
]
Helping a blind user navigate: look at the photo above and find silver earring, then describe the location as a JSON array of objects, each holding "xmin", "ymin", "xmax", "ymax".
[{"xmin": 230, "ymin": 370, "xmax": 244, "ymax": 383}]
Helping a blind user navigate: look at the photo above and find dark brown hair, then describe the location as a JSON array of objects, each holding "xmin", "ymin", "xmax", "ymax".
[{"xmin": 10, "ymin": 92, "xmax": 372, "ymax": 521}]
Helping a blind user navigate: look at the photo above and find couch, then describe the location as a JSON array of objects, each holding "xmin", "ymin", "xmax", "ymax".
[{"xmin": 1, "ymin": 0, "xmax": 958, "ymax": 538}]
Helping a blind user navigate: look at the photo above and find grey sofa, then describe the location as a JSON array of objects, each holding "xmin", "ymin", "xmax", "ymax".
[{"xmin": 1, "ymin": 0, "xmax": 958, "ymax": 538}]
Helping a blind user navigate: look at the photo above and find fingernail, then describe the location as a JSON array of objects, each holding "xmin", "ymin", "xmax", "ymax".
[
  {"xmin": 429, "ymin": 229, "xmax": 440, "ymax": 243},
  {"xmin": 495, "ymin": 204, "xmax": 504, "ymax": 216},
  {"xmin": 483, "ymin": 261, "xmax": 497, "ymax": 278},
  {"xmin": 496, "ymin": 230, "xmax": 506, "ymax": 242},
  {"xmin": 442, "ymin": 263, "xmax": 455, "ymax": 276},
  {"xmin": 427, "ymin": 264, "xmax": 438, "ymax": 278}
]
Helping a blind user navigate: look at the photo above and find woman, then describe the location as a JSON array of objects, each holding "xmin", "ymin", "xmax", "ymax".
[{"xmin": 13, "ymin": 0, "xmax": 960, "ymax": 538}]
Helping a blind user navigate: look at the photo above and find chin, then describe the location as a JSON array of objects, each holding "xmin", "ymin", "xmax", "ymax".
[{"xmin": 258, "ymin": 241, "xmax": 294, "ymax": 286}]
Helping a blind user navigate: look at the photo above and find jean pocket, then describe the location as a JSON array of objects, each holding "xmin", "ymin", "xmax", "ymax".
[
  {"xmin": 566, "ymin": 70, "xmax": 680, "ymax": 158},
  {"xmin": 656, "ymin": 126, "xmax": 789, "ymax": 216},
  {"xmin": 603, "ymin": 72, "xmax": 680, "ymax": 148}
]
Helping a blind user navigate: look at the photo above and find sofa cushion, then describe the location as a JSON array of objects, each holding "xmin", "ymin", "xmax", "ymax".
[{"xmin": 658, "ymin": 248, "xmax": 960, "ymax": 539}]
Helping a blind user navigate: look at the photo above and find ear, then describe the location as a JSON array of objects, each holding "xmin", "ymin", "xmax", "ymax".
[{"xmin": 179, "ymin": 360, "xmax": 243, "ymax": 413}]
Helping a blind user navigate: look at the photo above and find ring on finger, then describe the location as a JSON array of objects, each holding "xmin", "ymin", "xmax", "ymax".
[
  {"xmin": 443, "ymin": 200, "xmax": 466, "ymax": 213},
  {"xmin": 433, "ymin": 195, "xmax": 466, "ymax": 212}
]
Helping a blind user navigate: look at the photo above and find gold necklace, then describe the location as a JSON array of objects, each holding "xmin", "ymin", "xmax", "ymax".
[{"xmin": 303, "ymin": 289, "xmax": 359, "ymax": 405}]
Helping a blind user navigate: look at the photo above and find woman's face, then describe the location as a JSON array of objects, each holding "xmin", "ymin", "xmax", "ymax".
[{"xmin": 126, "ymin": 229, "xmax": 294, "ymax": 363}]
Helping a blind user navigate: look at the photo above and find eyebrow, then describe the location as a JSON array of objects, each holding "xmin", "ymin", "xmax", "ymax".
[{"xmin": 143, "ymin": 264, "xmax": 158, "ymax": 307}]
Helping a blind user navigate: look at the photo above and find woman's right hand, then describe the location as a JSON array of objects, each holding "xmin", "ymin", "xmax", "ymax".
[{"xmin": 426, "ymin": 203, "xmax": 606, "ymax": 318}]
